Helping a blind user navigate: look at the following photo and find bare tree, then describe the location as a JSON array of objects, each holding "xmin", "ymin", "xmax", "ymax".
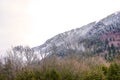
[
  {"xmin": 24, "ymin": 46, "xmax": 38, "ymax": 65},
  {"xmin": 6, "ymin": 46, "xmax": 39, "ymax": 67},
  {"xmin": 6, "ymin": 46, "xmax": 24, "ymax": 71},
  {"xmin": 38, "ymin": 49, "xmax": 48, "ymax": 60}
]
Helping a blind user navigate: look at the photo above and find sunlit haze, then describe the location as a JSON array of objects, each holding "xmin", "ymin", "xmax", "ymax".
[{"xmin": 0, "ymin": 0, "xmax": 120, "ymax": 52}]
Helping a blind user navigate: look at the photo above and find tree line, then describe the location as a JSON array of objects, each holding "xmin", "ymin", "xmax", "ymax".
[{"xmin": 0, "ymin": 45, "xmax": 120, "ymax": 80}]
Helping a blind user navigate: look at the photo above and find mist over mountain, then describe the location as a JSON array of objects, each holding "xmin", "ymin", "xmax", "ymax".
[{"xmin": 33, "ymin": 11, "xmax": 120, "ymax": 59}]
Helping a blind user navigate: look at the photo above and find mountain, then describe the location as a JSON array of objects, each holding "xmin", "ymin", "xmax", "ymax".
[{"xmin": 33, "ymin": 11, "xmax": 120, "ymax": 59}]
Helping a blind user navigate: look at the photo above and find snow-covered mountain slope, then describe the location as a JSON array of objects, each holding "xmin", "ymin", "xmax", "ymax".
[{"xmin": 33, "ymin": 11, "xmax": 120, "ymax": 58}]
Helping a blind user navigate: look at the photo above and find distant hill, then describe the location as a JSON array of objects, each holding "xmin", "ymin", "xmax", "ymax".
[{"xmin": 33, "ymin": 11, "xmax": 120, "ymax": 59}]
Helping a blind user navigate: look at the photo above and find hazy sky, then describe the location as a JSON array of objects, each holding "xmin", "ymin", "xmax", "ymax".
[{"xmin": 0, "ymin": 0, "xmax": 120, "ymax": 52}]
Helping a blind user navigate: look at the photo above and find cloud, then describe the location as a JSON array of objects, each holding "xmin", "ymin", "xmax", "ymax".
[{"xmin": 0, "ymin": 0, "xmax": 32, "ymax": 50}]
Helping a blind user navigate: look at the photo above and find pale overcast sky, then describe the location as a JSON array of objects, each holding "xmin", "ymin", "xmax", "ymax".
[{"xmin": 0, "ymin": 0, "xmax": 120, "ymax": 52}]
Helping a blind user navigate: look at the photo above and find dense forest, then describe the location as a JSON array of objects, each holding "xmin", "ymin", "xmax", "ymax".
[{"xmin": 0, "ymin": 46, "xmax": 120, "ymax": 80}]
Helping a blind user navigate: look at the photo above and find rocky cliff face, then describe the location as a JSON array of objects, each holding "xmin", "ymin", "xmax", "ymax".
[{"xmin": 33, "ymin": 11, "xmax": 120, "ymax": 58}]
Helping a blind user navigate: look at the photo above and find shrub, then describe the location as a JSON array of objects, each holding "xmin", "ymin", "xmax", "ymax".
[
  {"xmin": 15, "ymin": 69, "xmax": 36, "ymax": 80},
  {"xmin": 0, "ymin": 74, "xmax": 7, "ymax": 80},
  {"xmin": 45, "ymin": 69, "xmax": 61, "ymax": 80},
  {"xmin": 107, "ymin": 63, "xmax": 120, "ymax": 80},
  {"xmin": 84, "ymin": 67, "xmax": 106, "ymax": 80}
]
